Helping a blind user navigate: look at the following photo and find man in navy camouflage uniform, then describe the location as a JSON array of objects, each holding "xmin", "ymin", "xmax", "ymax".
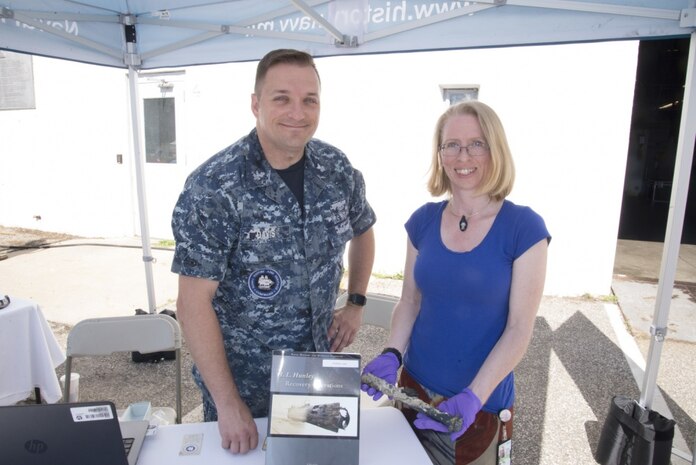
[{"xmin": 171, "ymin": 49, "xmax": 376, "ymax": 455}]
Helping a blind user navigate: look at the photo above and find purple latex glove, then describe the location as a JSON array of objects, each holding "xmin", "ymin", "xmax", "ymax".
[
  {"xmin": 360, "ymin": 352, "xmax": 400, "ymax": 400},
  {"xmin": 413, "ymin": 388, "xmax": 482, "ymax": 441}
]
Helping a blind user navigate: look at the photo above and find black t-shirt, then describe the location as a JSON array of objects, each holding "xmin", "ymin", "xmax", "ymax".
[{"xmin": 276, "ymin": 155, "xmax": 305, "ymax": 216}]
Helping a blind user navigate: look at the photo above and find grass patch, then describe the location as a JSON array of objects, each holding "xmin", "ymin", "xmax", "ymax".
[
  {"xmin": 372, "ymin": 271, "xmax": 404, "ymax": 280},
  {"xmin": 157, "ymin": 239, "xmax": 175, "ymax": 248},
  {"xmin": 580, "ymin": 293, "xmax": 618, "ymax": 303}
]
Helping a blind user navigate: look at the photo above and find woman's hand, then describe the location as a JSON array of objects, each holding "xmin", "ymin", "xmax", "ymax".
[
  {"xmin": 414, "ymin": 388, "xmax": 482, "ymax": 441},
  {"xmin": 360, "ymin": 352, "xmax": 400, "ymax": 400}
]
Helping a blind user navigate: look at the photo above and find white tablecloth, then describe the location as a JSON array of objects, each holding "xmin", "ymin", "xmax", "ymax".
[
  {"xmin": 138, "ymin": 406, "xmax": 432, "ymax": 464},
  {"xmin": 0, "ymin": 296, "xmax": 66, "ymax": 405}
]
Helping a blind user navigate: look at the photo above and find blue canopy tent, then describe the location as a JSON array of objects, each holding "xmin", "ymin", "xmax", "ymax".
[
  {"xmin": 0, "ymin": 1, "xmax": 691, "ymax": 68},
  {"xmin": 1, "ymin": 0, "xmax": 694, "ymax": 445}
]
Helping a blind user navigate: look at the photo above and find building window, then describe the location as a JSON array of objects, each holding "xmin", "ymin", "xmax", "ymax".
[
  {"xmin": 439, "ymin": 85, "xmax": 479, "ymax": 106},
  {"xmin": 144, "ymin": 97, "xmax": 176, "ymax": 163}
]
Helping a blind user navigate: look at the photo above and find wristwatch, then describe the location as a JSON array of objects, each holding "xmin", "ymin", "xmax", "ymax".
[{"xmin": 347, "ymin": 293, "xmax": 367, "ymax": 307}]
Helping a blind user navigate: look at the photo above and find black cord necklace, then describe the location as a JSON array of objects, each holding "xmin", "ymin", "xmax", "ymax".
[{"xmin": 448, "ymin": 198, "xmax": 492, "ymax": 232}]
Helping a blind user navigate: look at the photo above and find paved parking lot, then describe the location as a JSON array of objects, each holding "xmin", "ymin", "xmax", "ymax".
[{"xmin": 1, "ymin": 229, "xmax": 694, "ymax": 463}]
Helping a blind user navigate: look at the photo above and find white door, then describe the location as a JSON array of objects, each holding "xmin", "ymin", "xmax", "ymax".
[{"xmin": 136, "ymin": 71, "xmax": 188, "ymax": 240}]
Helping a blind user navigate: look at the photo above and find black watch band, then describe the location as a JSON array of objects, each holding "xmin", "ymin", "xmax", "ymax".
[
  {"xmin": 381, "ymin": 347, "xmax": 403, "ymax": 367},
  {"xmin": 347, "ymin": 293, "xmax": 367, "ymax": 307}
]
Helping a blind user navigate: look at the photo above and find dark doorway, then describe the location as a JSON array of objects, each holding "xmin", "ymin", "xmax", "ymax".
[{"xmin": 619, "ymin": 38, "xmax": 696, "ymax": 245}]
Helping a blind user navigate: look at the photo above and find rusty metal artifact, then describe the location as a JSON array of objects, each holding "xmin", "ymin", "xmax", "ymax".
[{"xmin": 361, "ymin": 373, "xmax": 463, "ymax": 433}]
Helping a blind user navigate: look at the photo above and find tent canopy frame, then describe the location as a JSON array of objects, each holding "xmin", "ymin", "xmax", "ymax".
[{"xmin": 1, "ymin": 2, "xmax": 694, "ymax": 71}]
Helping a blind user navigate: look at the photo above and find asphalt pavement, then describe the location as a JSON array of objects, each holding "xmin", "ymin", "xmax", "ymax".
[{"xmin": 0, "ymin": 230, "xmax": 694, "ymax": 464}]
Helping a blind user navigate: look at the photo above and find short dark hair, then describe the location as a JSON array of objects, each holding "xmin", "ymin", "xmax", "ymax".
[{"xmin": 254, "ymin": 49, "xmax": 320, "ymax": 95}]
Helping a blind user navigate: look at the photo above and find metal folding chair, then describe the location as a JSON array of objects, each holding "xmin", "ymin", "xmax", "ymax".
[{"xmin": 63, "ymin": 314, "xmax": 182, "ymax": 423}]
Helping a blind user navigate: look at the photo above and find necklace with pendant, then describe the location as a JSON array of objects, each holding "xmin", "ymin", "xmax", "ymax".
[{"xmin": 448, "ymin": 197, "xmax": 492, "ymax": 232}]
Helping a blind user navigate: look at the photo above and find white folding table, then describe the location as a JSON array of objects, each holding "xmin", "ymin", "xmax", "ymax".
[{"xmin": 138, "ymin": 406, "xmax": 432, "ymax": 464}]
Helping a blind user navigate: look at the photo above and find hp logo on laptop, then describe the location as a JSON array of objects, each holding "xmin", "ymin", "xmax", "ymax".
[{"xmin": 24, "ymin": 439, "xmax": 48, "ymax": 454}]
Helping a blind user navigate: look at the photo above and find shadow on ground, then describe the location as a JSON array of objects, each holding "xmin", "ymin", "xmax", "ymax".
[{"xmin": 20, "ymin": 297, "xmax": 692, "ymax": 464}]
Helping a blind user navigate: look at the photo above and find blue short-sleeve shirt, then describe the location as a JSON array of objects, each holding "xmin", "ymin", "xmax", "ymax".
[{"xmin": 404, "ymin": 200, "xmax": 549, "ymax": 413}]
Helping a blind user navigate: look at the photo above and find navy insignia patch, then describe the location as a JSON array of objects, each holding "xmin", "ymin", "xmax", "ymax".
[{"xmin": 248, "ymin": 268, "xmax": 283, "ymax": 298}]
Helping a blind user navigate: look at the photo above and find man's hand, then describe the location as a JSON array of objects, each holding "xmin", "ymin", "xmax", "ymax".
[
  {"xmin": 413, "ymin": 388, "xmax": 482, "ymax": 441},
  {"xmin": 217, "ymin": 401, "xmax": 259, "ymax": 454},
  {"xmin": 328, "ymin": 304, "xmax": 363, "ymax": 351},
  {"xmin": 360, "ymin": 352, "xmax": 400, "ymax": 400}
]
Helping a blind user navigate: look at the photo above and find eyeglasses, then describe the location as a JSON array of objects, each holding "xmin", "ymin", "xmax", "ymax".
[{"xmin": 439, "ymin": 140, "xmax": 489, "ymax": 158}]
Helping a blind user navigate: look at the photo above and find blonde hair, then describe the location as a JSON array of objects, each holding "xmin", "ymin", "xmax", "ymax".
[{"xmin": 427, "ymin": 101, "xmax": 515, "ymax": 200}]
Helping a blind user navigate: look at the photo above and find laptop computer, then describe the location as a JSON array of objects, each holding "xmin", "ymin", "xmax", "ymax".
[
  {"xmin": 120, "ymin": 418, "xmax": 150, "ymax": 465},
  {"xmin": 1, "ymin": 401, "xmax": 147, "ymax": 465}
]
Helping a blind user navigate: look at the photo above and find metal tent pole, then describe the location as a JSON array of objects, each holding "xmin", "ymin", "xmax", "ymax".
[
  {"xmin": 639, "ymin": 31, "xmax": 696, "ymax": 409},
  {"xmin": 125, "ymin": 20, "xmax": 157, "ymax": 313}
]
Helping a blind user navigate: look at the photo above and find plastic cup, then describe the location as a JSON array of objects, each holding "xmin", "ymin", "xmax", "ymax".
[{"xmin": 59, "ymin": 373, "xmax": 80, "ymax": 402}]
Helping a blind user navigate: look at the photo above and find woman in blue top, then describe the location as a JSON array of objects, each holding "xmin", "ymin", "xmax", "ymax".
[{"xmin": 362, "ymin": 101, "xmax": 550, "ymax": 465}]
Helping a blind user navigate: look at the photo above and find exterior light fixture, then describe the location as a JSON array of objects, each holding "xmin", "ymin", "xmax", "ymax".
[{"xmin": 439, "ymin": 84, "xmax": 479, "ymax": 105}]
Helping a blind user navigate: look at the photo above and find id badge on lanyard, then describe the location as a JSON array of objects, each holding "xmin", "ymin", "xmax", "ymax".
[{"xmin": 497, "ymin": 409, "xmax": 512, "ymax": 465}]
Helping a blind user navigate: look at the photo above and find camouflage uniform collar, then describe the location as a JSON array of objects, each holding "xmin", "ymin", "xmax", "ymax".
[
  {"xmin": 244, "ymin": 129, "xmax": 274, "ymax": 188},
  {"xmin": 303, "ymin": 142, "xmax": 330, "ymax": 192},
  {"xmin": 244, "ymin": 128, "xmax": 331, "ymax": 189}
]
